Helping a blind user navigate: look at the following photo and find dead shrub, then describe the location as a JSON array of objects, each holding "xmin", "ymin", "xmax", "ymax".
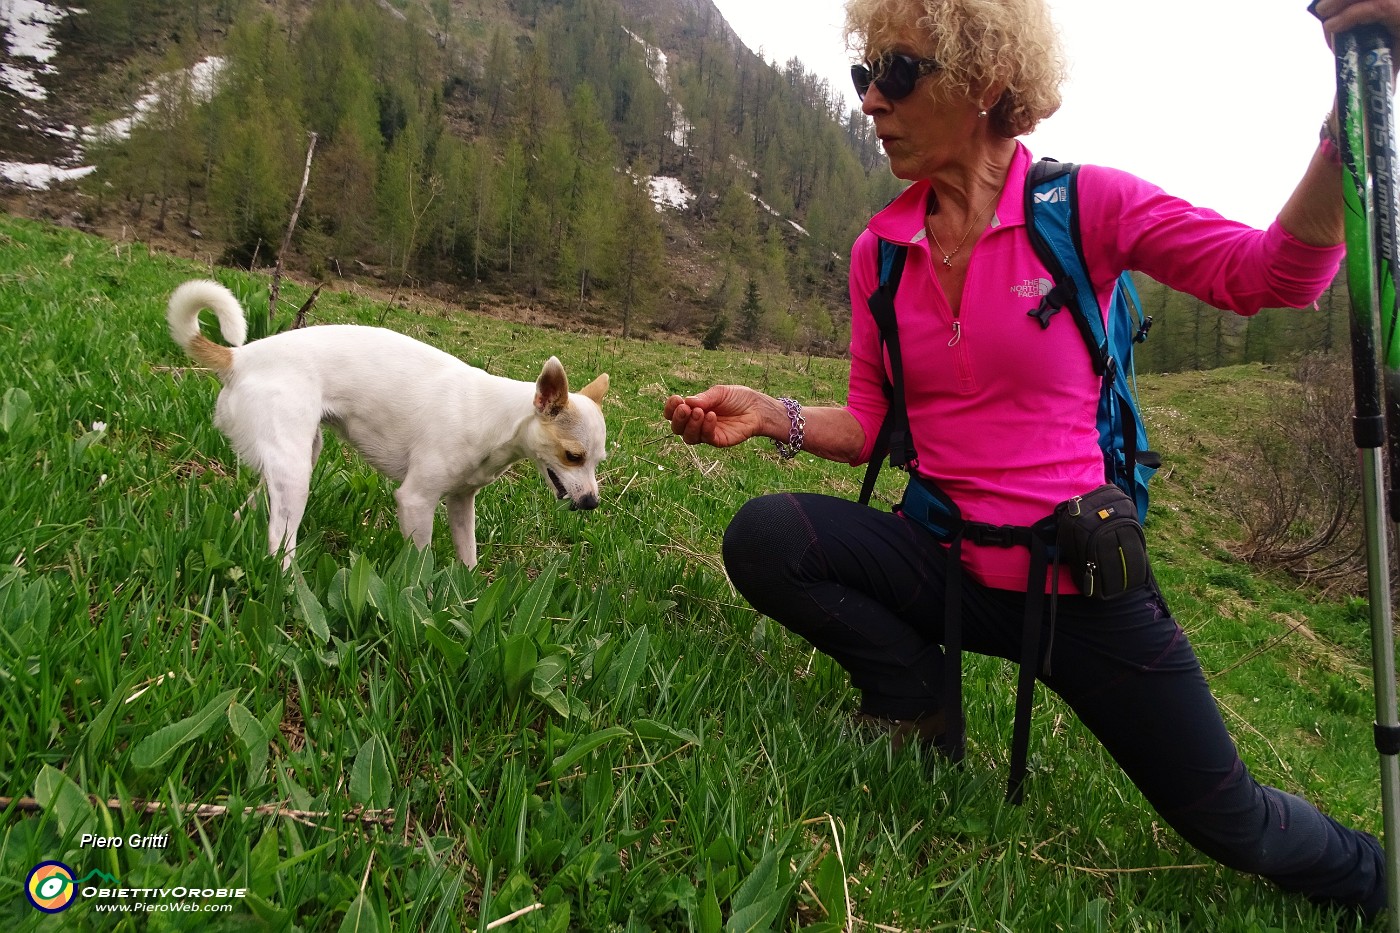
[{"xmin": 1238, "ymin": 353, "xmax": 1366, "ymax": 591}]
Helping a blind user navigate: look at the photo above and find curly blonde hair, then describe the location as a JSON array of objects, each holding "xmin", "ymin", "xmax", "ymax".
[{"xmin": 844, "ymin": 0, "xmax": 1065, "ymax": 138}]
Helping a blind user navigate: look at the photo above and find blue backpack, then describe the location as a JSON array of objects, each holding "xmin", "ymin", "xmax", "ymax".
[
  {"xmin": 859, "ymin": 157, "xmax": 1159, "ymax": 518},
  {"xmin": 857, "ymin": 157, "xmax": 1159, "ymax": 803}
]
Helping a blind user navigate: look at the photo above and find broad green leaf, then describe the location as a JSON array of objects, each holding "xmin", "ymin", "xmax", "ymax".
[
  {"xmin": 294, "ymin": 574, "xmax": 330, "ymax": 644},
  {"xmin": 328, "ymin": 567, "xmax": 350, "ymax": 617},
  {"xmin": 277, "ymin": 763, "xmax": 315, "ymax": 811},
  {"xmin": 547, "ymin": 726, "xmax": 630, "ymax": 778},
  {"xmin": 501, "ymin": 633, "xmax": 538, "ymax": 700},
  {"xmin": 337, "ymin": 891, "xmax": 381, "ymax": 933},
  {"xmin": 350, "ymin": 735, "xmax": 392, "ymax": 810},
  {"xmin": 422, "ymin": 621, "xmax": 467, "ymax": 671},
  {"xmin": 33, "ymin": 765, "xmax": 95, "ymax": 838},
  {"xmin": 228, "ymin": 701, "xmax": 270, "ymax": 785},
  {"xmin": 130, "ymin": 688, "xmax": 239, "ymax": 770},
  {"xmin": 509, "ymin": 559, "xmax": 560, "ymax": 635},
  {"xmin": 731, "ymin": 843, "xmax": 782, "ymax": 910},
  {"xmin": 704, "ymin": 836, "xmax": 739, "ymax": 866},
  {"xmin": 697, "ymin": 887, "xmax": 723, "ymax": 933},
  {"xmin": 633, "ymin": 718, "xmax": 700, "ymax": 746},
  {"xmin": 388, "ymin": 542, "xmax": 434, "ymax": 588},
  {"xmin": 0, "ymin": 387, "xmax": 34, "ymax": 437},
  {"xmin": 346, "ymin": 553, "xmax": 376, "ymax": 617},
  {"xmin": 812, "ymin": 853, "xmax": 847, "ymax": 924},
  {"xmin": 725, "ymin": 894, "xmax": 787, "ymax": 933},
  {"xmin": 71, "ymin": 426, "xmax": 106, "ymax": 460},
  {"xmin": 245, "ymin": 891, "xmax": 292, "ymax": 927},
  {"xmin": 29, "ymin": 578, "xmax": 51, "ymax": 636},
  {"xmin": 726, "ymin": 845, "xmax": 787, "ymax": 933},
  {"xmin": 3, "ymin": 577, "xmax": 51, "ymax": 655},
  {"xmin": 603, "ymin": 626, "xmax": 650, "ymax": 699},
  {"xmin": 471, "ymin": 569, "xmax": 518, "ymax": 630},
  {"xmin": 400, "ymin": 587, "xmax": 430, "ymax": 623},
  {"xmin": 529, "ymin": 654, "xmax": 567, "ymax": 697},
  {"xmin": 260, "ymin": 700, "xmax": 284, "ymax": 743},
  {"xmin": 200, "ymin": 540, "xmax": 230, "ymax": 572},
  {"xmin": 245, "ymin": 827, "xmax": 281, "ymax": 900},
  {"xmin": 86, "ymin": 673, "xmax": 142, "ymax": 758},
  {"xmin": 539, "ymin": 690, "xmax": 571, "ymax": 718}
]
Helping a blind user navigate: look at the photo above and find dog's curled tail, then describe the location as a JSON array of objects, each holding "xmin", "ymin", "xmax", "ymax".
[{"xmin": 167, "ymin": 279, "xmax": 248, "ymax": 375}]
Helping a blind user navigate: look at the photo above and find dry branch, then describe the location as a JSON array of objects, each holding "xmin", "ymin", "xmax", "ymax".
[
  {"xmin": 269, "ymin": 131, "xmax": 319, "ymax": 326},
  {"xmin": 0, "ymin": 795, "xmax": 396, "ymax": 830},
  {"xmin": 292, "ymin": 283, "xmax": 324, "ymax": 330}
]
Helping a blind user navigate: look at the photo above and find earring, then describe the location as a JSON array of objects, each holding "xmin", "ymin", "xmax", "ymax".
[{"xmin": 978, "ymin": 109, "xmax": 988, "ymax": 118}]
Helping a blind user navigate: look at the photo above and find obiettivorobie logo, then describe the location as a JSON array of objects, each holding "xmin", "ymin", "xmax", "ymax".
[
  {"xmin": 24, "ymin": 861, "xmax": 113, "ymax": 913},
  {"xmin": 23, "ymin": 860, "xmax": 247, "ymax": 915}
]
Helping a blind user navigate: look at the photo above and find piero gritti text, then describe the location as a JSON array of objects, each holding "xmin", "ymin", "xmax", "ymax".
[{"xmin": 80, "ymin": 832, "xmax": 171, "ymax": 849}]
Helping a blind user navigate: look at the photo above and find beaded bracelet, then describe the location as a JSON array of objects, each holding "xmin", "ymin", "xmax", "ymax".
[{"xmin": 774, "ymin": 397, "xmax": 805, "ymax": 460}]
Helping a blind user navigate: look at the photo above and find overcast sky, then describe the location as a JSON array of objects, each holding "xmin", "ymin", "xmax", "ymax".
[{"xmin": 708, "ymin": 0, "xmax": 1340, "ymax": 230}]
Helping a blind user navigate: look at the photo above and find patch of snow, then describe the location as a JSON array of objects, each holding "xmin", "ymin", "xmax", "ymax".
[
  {"xmin": 787, "ymin": 219, "xmax": 809, "ymax": 236},
  {"xmin": 0, "ymin": 4, "xmax": 225, "ymax": 192},
  {"xmin": 2, "ymin": 0, "xmax": 66, "ymax": 62},
  {"xmin": 0, "ymin": 0, "xmax": 71, "ymax": 101},
  {"xmin": 749, "ymin": 192, "xmax": 780, "ymax": 217},
  {"xmin": 83, "ymin": 56, "xmax": 227, "ymax": 145},
  {"xmin": 622, "ymin": 27, "xmax": 690, "ymax": 147},
  {"xmin": 730, "ymin": 155, "xmax": 759, "ymax": 180},
  {"xmin": 647, "ymin": 175, "xmax": 694, "ymax": 212},
  {"xmin": 0, "ymin": 161, "xmax": 95, "ymax": 188},
  {"xmin": 1, "ymin": 60, "xmax": 45, "ymax": 99}
]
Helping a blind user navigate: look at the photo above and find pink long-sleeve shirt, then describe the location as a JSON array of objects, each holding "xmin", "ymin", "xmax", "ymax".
[{"xmin": 845, "ymin": 142, "xmax": 1343, "ymax": 592}]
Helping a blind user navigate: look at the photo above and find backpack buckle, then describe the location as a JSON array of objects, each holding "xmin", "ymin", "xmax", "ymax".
[
  {"xmin": 1027, "ymin": 280, "xmax": 1072, "ymax": 330},
  {"xmin": 1133, "ymin": 315, "xmax": 1154, "ymax": 343},
  {"xmin": 963, "ymin": 523, "xmax": 1032, "ymax": 549}
]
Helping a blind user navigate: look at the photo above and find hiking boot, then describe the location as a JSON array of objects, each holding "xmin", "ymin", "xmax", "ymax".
[{"xmin": 849, "ymin": 710, "xmax": 955, "ymax": 758}]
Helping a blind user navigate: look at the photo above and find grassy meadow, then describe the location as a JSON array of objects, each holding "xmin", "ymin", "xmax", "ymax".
[{"xmin": 0, "ymin": 212, "xmax": 1388, "ymax": 932}]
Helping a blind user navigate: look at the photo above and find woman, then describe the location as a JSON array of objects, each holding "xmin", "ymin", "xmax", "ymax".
[{"xmin": 664, "ymin": 0, "xmax": 1396, "ymax": 916}]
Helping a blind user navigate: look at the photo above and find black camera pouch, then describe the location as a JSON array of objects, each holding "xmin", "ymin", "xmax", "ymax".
[{"xmin": 1053, "ymin": 484, "xmax": 1148, "ymax": 600}]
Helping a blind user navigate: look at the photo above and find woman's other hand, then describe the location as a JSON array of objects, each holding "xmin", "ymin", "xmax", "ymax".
[
  {"xmin": 664, "ymin": 386, "xmax": 781, "ymax": 448},
  {"xmin": 1311, "ymin": 0, "xmax": 1400, "ymax": 46}
]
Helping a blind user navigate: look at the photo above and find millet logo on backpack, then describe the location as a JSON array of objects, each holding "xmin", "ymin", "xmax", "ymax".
[{"xmin": 1033, "ymin": 185, "xmax": 1068, "ymax": 204}]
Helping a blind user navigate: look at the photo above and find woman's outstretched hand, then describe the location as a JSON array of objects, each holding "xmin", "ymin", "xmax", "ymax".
[
  {"xmin": 664, "ymin": 386, "xmax": 778, "ymax": 448},
  {"xmin": 1312, "ymin": 0, "xmax": 1400, "ymax": 46}
]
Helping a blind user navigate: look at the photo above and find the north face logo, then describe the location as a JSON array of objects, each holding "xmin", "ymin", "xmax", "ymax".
[{"xmin": 1011, "ymin": 278, "xmax": 1053, "ymax": 298}]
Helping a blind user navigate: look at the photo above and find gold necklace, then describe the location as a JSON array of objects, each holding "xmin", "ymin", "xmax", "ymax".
[{"xmin": 926, "ymin": 182, "xmax": 1005, "ymax": 268}]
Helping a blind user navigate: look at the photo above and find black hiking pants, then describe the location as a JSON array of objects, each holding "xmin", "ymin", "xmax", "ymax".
[{"xmin": 722, "ymin": 492, "xmax": 1385, "ymax": 917}]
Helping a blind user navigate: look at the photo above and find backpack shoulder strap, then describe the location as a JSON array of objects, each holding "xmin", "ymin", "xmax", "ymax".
[
  {"xmin": 1022, "ymin": 158, "xmax": 1112, "ymax": 377},
  {"xmin": 859, "ymin": 237, "xmax": 910, "ymax": 506},
  {"xmin": 1023, "ymin": 157, "xmax": 1158, "ymax": 518}
]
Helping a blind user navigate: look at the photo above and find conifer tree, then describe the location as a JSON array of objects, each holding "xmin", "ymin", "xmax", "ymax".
[
  {"xmin": 208, "ymin": 82, "xmax": 298, "ymax": 265},
  {"xmin": 611, "ymin": 173, "xmax": 664, "ymax": 339},
  {"xmin": 739, "ymin": 279, "xmax": 763, "ymax": 343}
]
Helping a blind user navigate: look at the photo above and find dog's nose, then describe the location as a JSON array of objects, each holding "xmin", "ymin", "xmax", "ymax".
[{"xmin": 571, "ymin": 493, "xmax": 599, "ymax": 511}]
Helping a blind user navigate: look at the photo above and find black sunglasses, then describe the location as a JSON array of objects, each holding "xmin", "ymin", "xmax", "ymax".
[{"xmin": 850, "ymin": 53, "xmax": 941, "ymax": 102}]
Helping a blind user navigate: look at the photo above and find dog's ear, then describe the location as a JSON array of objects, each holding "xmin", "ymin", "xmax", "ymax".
[
  {"xmin": 578, "ymin": 372, "xmax": 609, "ymax": 405},
  {"xmin": 534, "ymin": 356, "xmax": 569, "ymax": 418}
]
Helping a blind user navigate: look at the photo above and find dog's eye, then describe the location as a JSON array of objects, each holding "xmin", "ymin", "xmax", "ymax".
[{"xmin": 565, "ymin": 450, "xmax": 586, "ymax": 464}]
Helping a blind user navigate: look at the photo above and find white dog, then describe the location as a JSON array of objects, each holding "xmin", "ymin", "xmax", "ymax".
[{"xmin": 166, "ymin": 279, "xmax": 609, "ymax": 568}]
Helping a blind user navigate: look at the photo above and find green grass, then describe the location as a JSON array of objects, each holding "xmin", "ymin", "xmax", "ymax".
[{"xmin": 0, "ymin": 213, "xmax": 1385, "ymax": 931}]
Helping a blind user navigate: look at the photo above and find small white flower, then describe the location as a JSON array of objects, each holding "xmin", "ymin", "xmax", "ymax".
[
  {"xmin": 98, "ymin": 474, "xmax": 108, "ymax": 485},
  {"xmin": 91, "ymin": 421, "xmax": 106, "ymax": 432}
]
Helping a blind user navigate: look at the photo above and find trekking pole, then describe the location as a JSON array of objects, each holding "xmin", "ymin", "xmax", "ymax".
[{"xmin": 1333, "ymin": 23, "xmax": 1400, "ymax": 925}]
